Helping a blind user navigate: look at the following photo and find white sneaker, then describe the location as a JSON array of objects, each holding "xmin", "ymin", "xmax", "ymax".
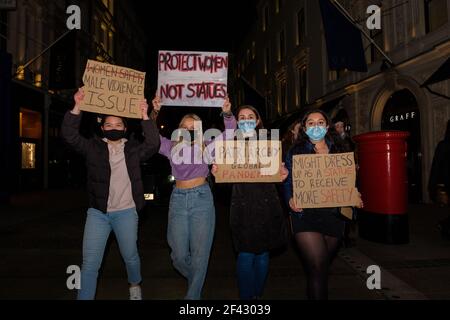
[{"xmin": 129, "ymin": 286, "xmax": 142, "ymax": 300}]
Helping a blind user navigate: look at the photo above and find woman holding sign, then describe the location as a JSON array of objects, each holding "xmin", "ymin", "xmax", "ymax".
[
  {"xmin": 211, "ymin": 105, "xmax": 289, "ymax": 300},
  {"xmin": 61, "ymin": 88, "xmax": 160, "ymax": 300},
  {"xmin": 283, "ymin": 110, "xmax": 363, "ymax": 300},
  {"xmin": 151, "ymin": 95, "xmax": 236, "ymax": 300}
]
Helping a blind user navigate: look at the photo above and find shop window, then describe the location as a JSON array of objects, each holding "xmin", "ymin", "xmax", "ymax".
[
  {"xmin": 20, "ymin": 109, "xmax": 42, "ymax": 140},
  {"xmin": 22, "ymin": 143, "xmax": 36, "ymax": 169}
]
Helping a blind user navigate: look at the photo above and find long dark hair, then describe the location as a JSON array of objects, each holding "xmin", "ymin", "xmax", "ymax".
[
  {"xmin": 236, "ymin": 105, "xmax": 265, "ymax": 129},
  {"xmin": 291, "ymin": 109, "xmax": 345, "ymax": 154}
]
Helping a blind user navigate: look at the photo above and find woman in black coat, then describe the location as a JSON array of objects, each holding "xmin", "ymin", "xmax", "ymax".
[
  {"xmin": 212, "ymin": 105, "xmax": 288, "ymax": 300},
  {"xmin": 61, "ymin": 88, "xmax": 160, "ymax": 300}
]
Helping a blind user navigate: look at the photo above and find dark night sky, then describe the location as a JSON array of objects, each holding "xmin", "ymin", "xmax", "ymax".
[{"xmin": 133, "ymin": 0, "xmax": 258, "ymax": 52}]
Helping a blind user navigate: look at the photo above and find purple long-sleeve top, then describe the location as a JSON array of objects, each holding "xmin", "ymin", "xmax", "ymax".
[{"xmin": 159, "ymin": 116, "xmax": 237, "ymax": 181}]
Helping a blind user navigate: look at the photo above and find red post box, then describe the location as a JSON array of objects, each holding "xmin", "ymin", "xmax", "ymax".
[{"xmin": 353, "ymin": 131, "xmax": 410, "ymax": 244}]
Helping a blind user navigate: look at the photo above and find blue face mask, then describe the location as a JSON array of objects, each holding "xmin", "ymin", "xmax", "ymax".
[
  {"xmin": 238, "ymin": 120, "xmax": 257, "ymax": 133},
  {"xmin": 306, "ymin": 126, "xmax": 328, "ymax": 141}
]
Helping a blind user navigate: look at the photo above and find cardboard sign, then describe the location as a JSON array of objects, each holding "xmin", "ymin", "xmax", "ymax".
[
  {"xmin": 214, "ymin": 140, "xmax": 282, "ymax": 183},
  {"xmin": 80, "ymin": 60, "xmax": 146, "ymax": 119},
  {"xmin": 157, "ymin": 50, "xmax": 228, "ymax": 107},
  {"xmin": 292, "ymin": 152, "xmax": 359, "ymax": 208}
]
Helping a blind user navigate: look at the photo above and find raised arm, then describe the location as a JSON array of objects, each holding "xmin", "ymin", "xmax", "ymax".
[
  {"xmin": 205, "ymin": 96, "xmax": 237, "ymax": 146},
  {"xmin": 60, "ymin": 88, "xmax": 90, "ymax": 156},
  {"xmin": 137, "ymin": 99, "xmax": 161, "ymax": 161},
  {"xmin": 151, "ymin": 95, "xmax": 172, "ymax": 158}
]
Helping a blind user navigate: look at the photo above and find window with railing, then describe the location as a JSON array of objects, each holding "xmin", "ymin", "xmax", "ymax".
[
  {"xmin": 262, "ymin": 5, "xmax": 269, "ymax": 31},
  {"xmin": 296, "ymin": 8, "xmax": 305, "ymax": 46},
  {"xmin": 264, "ymin": 46, "xmax": 270, "ymax": 75},
  {"xmin": 299, "ymin": 66, "xmax": 307, "ymax": 107},
  {"xmin": 278, "ymin": 29, "xmax": 285, "ymax": 63}
]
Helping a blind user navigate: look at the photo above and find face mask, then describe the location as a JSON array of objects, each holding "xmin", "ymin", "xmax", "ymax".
[
  {"xmin": 306, "ymin": 126, "xmax": 327, "ymax": 141},
  {"xmin": 104, "ymin": 129, "xmax": 126, "ymax": 141},
  {"xmin": 238, "ymin": 120, "xmax": 257, "ymax": 133},
  {"xmin": 188, "ymin": 130, "xmax": 196, "ymax": 141}
]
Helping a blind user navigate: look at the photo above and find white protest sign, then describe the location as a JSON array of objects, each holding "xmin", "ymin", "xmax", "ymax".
[{"xmin": 157, "ymin": 50, "xmax": 228, "ymax": 107}]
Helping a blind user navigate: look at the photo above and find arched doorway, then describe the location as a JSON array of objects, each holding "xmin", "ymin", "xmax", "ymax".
[{"xmin": 380, "ymin": 89, "xmax": 422, "ymax": 203}]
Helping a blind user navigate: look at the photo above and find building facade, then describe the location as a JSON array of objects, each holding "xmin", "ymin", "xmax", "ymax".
[
  {"xmin": 2, "ymin": 0, "xmax": 147, "ymax": 193},
  {"xmin": 235, "ymin": 0, "xmax": 450, "ymax": 203}
]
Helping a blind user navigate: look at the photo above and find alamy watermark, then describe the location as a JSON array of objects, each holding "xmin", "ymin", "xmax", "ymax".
[
  {"xmin": 168, "ymin": 121, "xmax": 281, "ymax": 175},
  {"xmin": 366, "ymin": 265, "xmax": 381, "ymax": 290},
  {"xmin": 66, "ymin": 265, "xmax": 81, "ymax": 290}
]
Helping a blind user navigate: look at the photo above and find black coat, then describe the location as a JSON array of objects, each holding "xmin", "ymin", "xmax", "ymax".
[
  {"xmin": 230, "ymin": 183, "xmax": 287, "ymax": 254},
  {"xmin": 61, "ymin": 111, "xmax": 160, "ymax": 213}
]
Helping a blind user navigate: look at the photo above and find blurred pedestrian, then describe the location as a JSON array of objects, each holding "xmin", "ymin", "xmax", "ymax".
[
  {"xmin": 151, "ymin": 95, "xmax": 236, "ymax": 300},
  {"xmin": 333, "ymin": 119, "xmax": 357, "ymax": 247},
  {"xmin": 429, "ymin": 120, "xmax": 450, "ymax": 238},
  {"xmin": 284, "ymin": 110, "xmax": 363, "ymax": 300},
  {"xmin": 211, "ymin": 105, "xmax": 289, "ymax": 300},
  {"xmin": 61, "ymin": 88, "xmax": 160, "ymax": 300},
  {"xmin": 282, "ymin": 120, "xmax": 302, "ymax": 158},
  {"xmin": 334, "ymin": 120, "xmax": 355, "ymax": 153}
]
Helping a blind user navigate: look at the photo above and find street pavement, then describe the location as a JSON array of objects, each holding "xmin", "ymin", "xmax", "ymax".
[{"xmin": 0, "ymin": 187, "xmax": 449, "ymax": 300}]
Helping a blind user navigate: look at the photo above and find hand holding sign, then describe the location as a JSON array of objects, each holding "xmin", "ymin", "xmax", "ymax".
[
  {"xmin": 280, "ymin": 163, "xmax": 289, "ymax": 181},
  {"xmin": 71, "ymin": 87, "xmax": 85, "ymax": 115},
  {"xmin": 289, "ymin": 197, "xmax": 303, "ymax": 213},
  {"xmin": 152, "ymin": 95, "xmax": 162, "ymax": 113},
  {"xmin": 222, "ymin": 96, "xmax": 232, "ymax": 114},
  {"xmin": 140, "ymin": 99, "xmax": 150, "ymax": 120}
]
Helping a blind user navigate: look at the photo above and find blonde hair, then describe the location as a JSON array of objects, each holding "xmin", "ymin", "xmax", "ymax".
[{"xmin": 179, "ymin": 113, "xmax": 202, "ymax": 128}]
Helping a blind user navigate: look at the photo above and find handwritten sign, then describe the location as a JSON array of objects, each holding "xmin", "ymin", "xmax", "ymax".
[
  {"xmin": 80, "ymin": 60, "xmax": 146, "ymax": 119},
  {"xmin": 292, "ymin": 153, "xmax": 359, "ymax": 208},
  {"xmin": 214, "ymin": 140, "xmax": 282, "ymax": 183},
  {"xmin": 157, "ymin": 50, "xmax": 228, "ymax": 107}
]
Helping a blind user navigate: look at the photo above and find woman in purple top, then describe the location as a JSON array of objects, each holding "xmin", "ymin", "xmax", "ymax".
[{"xmin": 151, "ymin": 95, "xmax": 236, "ymax": 300}]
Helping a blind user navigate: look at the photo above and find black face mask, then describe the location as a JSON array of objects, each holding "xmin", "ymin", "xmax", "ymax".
[
  {"xmin": 103, "ymin": 129, "xmax": 126, "ymax": 141},
  {"xmin": 188, "ymin": 130, "xmax": 196, "ymax": 141}
]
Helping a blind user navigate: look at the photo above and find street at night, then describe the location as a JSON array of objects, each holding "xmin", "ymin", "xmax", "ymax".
[{"xmin": 1, "ymin": 187, "xmax": 450, "ymax": 300}]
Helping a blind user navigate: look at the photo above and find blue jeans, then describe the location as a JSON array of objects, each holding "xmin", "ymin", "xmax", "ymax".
[
  {"xmin": 167, "ymin": 183, "xmax": 215, "ymax": 300},
  {"xmin": 77, "ymin": 207, "xmax": 141, "ymax": 300},
  {"xmin": 237, "ymin": 252, "xmax": 270, "ymax": 300}
]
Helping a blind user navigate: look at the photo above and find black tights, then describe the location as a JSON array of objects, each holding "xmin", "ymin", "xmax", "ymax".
[{"xmin": 295, "ymin": 232, "xmax": 340, "ymax": 300}]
